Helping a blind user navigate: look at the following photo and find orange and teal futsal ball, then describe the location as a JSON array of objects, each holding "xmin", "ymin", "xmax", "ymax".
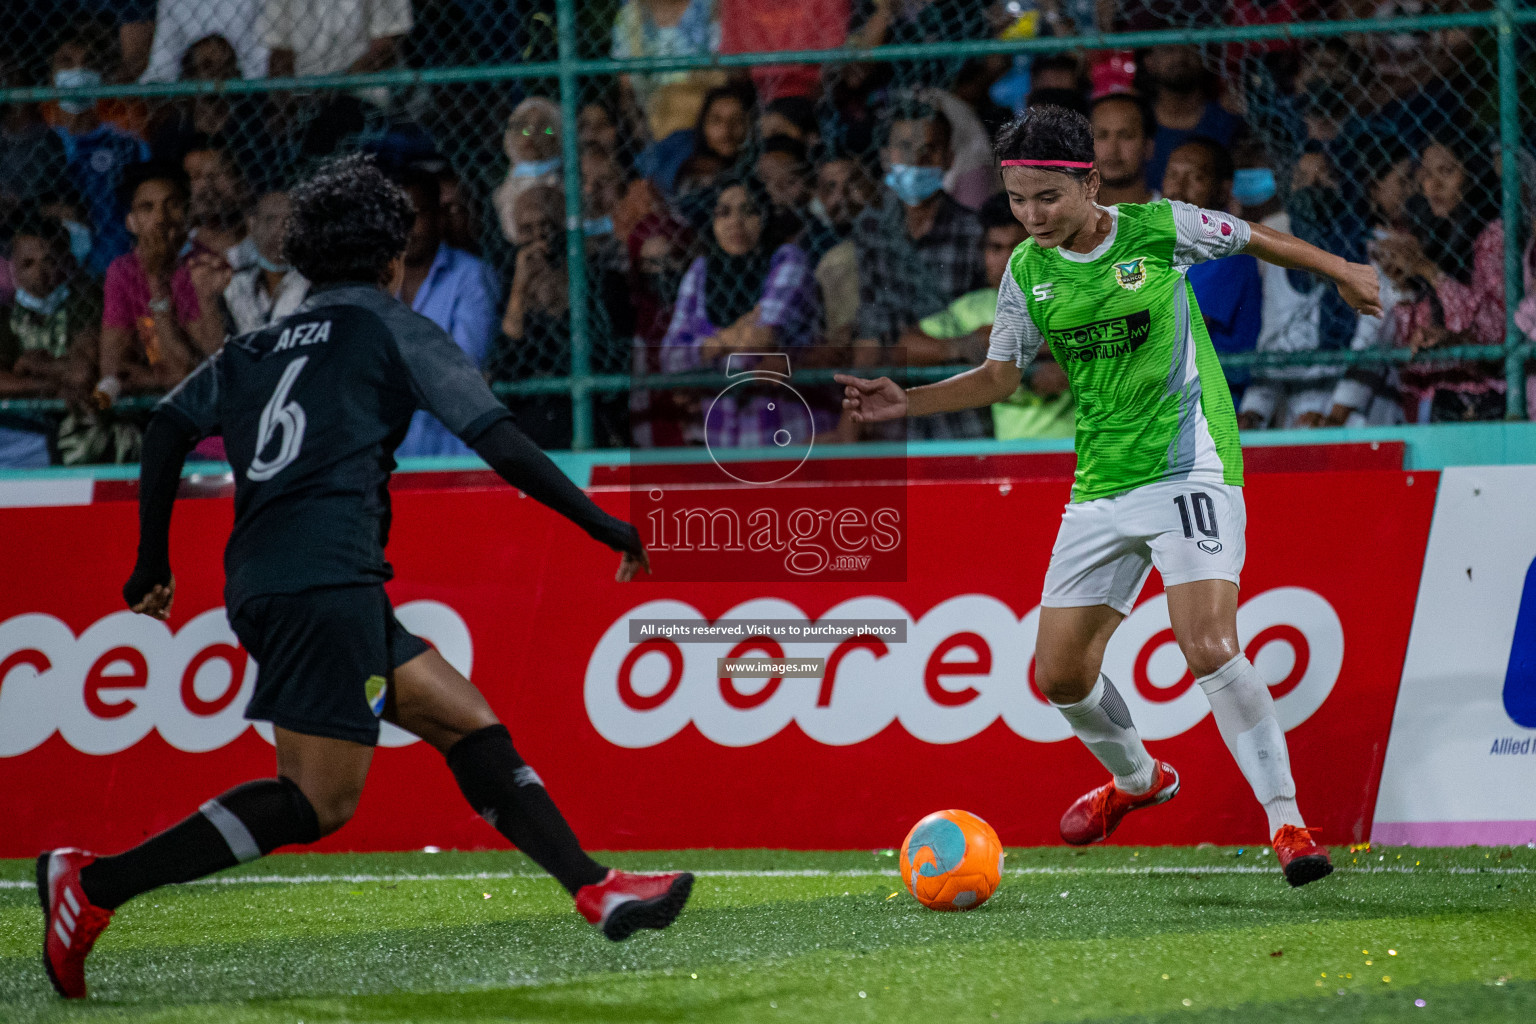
[{"xmin": 899, "ymin": 809, "xmax": 1004, "ymax": 911}]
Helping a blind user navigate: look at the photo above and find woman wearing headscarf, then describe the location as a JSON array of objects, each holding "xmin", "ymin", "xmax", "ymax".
[
  {"xmin": 660, "ymin": 175, "xmax": 834, "ymax": 447},
  {"xmin": 1372, "ymin": 135, "xmax": 1510, "ymax": 421}
]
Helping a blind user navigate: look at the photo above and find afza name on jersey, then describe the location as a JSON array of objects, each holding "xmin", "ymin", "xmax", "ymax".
[{"xmin": 273, "ymin": 319, "xmax": 332, "ymax": 352}]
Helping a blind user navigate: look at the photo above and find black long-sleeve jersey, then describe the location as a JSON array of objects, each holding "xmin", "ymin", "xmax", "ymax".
[{"xmin": 155, "ymin": 282, "xmax": 632, "ymax": 614}]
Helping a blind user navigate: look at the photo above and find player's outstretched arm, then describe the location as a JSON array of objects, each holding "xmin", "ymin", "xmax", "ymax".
[
  {"xmin": 468, "ymin": 416, "xmax": 645, "ymax": 560},
  {"xmin": 1242, "ymin": 221, "xmax": 1382, "ymax": 317},
  {"xmin": 834, "ymin": 359, "xmax": 1021, "ymax": 422},
  {"xmin": 122, "ymin": 413, "xmax": 196, "ymax": 619}
]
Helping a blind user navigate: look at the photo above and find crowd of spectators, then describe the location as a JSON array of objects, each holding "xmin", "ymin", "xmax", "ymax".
[{"xmin": 1, "ymin": 0, "xmax": 1533, "ymax": 466}]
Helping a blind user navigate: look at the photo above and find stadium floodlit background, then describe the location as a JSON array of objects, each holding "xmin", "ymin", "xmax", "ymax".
[{"xmin": 3, "ymin": 2, "xmax": 1536, "ymax": 1023}]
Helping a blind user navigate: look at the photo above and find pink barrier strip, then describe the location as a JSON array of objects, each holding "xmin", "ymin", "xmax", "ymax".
[{"xmin": 1371, "ymin": 820, "xmax": 1536, "ymax": 846}]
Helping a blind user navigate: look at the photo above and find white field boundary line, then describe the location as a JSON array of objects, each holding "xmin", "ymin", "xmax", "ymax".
[{"xmin": 1, "ymin": 864, "xmax": 1532, "ymax": 890}]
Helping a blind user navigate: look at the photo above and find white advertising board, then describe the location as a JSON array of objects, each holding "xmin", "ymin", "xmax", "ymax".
[{"xmin": 1373, "ymin": 466, "xmax": 1536, "ymax": 845}]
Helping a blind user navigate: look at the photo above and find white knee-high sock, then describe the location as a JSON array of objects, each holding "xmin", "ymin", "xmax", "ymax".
[
  {"xmin": 1052, "ymin": 674, "xmax": 1158, "ymax": 795},
  {"xmin": 1197, "ymin": 653, "xmax": 1304, "ymax": 837}
]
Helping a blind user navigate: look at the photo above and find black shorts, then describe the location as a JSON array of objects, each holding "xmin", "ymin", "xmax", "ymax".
[{"xmin": 232, "ymin": 583, "xmax": 432, "ymax": 746}]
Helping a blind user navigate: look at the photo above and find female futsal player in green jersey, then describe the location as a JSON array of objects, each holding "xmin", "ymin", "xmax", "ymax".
[{"xmin": 837, "ymin": 106, "xmax": 1381, "ymax": 886}]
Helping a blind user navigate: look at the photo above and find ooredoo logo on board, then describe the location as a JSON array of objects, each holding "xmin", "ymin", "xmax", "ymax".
[
  {"xmin": 0, "ymin": 601, "xmax": 472, "ymax": 757},
  {"xmin": 585, "ymin": 588, "xmax": 1344, "ymax": 749}
]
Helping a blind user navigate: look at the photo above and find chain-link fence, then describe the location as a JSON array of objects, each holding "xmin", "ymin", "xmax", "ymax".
[{"xmin": 0, "ymin": 1, "xmax": 1532, "ymax": 462}]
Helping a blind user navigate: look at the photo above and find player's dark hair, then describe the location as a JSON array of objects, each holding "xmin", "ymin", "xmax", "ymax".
[
  {"xmin": 1090, "ymin": 92, "xmax": 1156, "ymax": 141},
  {"xmin": 978, "ymin": 192, "xmax": 1019, "ymax": 231},
  {"xmin": 116, "ymin": 160, "xmax": 190, "ymax": 210},
  {"xmin": 285, "ymin": 154, "xmax": 414, "ymax": 286},
  {"xmin": 995, "ymin": 106, "xmax": 1096, "ymax": 183},
  {"xmin": 1175, "ymin": 134, "xmax": 1235, "ymax": 183},
  {"xmin": 879, "ymin": 95, "xmax": 953, "ymax": 153}
]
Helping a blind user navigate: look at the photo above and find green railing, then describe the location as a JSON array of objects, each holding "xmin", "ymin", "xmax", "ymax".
[{"xmin": 2, "ymin": 2, "xmax": 1533, "ymax": 442}]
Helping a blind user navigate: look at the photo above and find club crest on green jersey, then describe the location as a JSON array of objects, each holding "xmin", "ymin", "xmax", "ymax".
[{"xmin": 1113, "ymin": 257, "xmax": 1147, "ymax": 291}]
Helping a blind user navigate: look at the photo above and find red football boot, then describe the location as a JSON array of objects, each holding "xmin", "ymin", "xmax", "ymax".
[
  {"xmin": 1272, "ymin": 825, "xmax": 1333, "ymax": 887},
  {"xmin": 1060, "ymin": 761, "xmax": 1181, "ymax": 845},
  {"xmin": 575, "ymin": 869, "xmax": 694, "ymax": 941},
  {"xmin": 37, "ymin": 849, "xmax": 114, "ymax": 998}
]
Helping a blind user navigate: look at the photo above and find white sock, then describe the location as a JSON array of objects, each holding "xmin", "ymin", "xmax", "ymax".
[
  {"xmin": 1197, "ymin": 653, "xmax": 1304, "ymax": 837},
  {"xmin": 1052, "ymin": 674, "xmax": 1158, "ymax": 795}
]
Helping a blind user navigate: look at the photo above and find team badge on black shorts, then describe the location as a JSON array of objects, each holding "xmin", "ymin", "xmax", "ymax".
[{"xmin": 365, "ymin": 675, "xmax": 388, "ymax": 717}]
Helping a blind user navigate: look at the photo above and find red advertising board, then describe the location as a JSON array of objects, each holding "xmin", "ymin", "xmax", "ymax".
[{"xmin": 0, "ymin": 469, "xmax": 1435, "ymax": 856}]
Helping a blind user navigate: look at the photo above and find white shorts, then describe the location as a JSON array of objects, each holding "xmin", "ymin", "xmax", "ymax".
[{"xmin": 1041, "ymin": 480, "xmax": 1247, "ymax": 615}]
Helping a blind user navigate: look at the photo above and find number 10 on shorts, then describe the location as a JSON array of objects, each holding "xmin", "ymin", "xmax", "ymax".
[{"xmin": 1173, "ymin": 492, "xmax": 1219, "ymax": 540}]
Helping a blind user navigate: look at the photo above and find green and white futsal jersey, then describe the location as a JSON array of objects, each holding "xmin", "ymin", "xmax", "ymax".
[{"xmin": 987, "ymin": 199, "xmax": 1249, "ymax": 502}]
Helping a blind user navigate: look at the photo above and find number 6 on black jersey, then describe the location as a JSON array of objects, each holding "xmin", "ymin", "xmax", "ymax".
[{"xmin": 247, "ymin": 356, "xmax": 309, "ymax": 482}]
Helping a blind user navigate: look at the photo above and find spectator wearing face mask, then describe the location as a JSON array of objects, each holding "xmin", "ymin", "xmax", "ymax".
[
  {"xmin": 581, "ymin": 144, "xmax": 630, "ymax": 276},
  {"xmin": 492, "ymin": 98, "xmax": 563, "ymax": 247},
  {"xmin": 1161, "ymin": 137, "xmax": 1261, "ymax": 407},
  {"xmin": 34, "ymin": 192, "xmax": 97, "ymax": 282},
  {"xmin": 852, "ymin": 98, "xmax": 987, "ymax": 439},
  {"xmin": 43, "ymin": 36, "xmax": 150, "ymax": 139},
  {"xmin": 47, "ymin": 38, "xmax": 151, "ymax": 278},
  {"xmin": 223, "ymin": 190, "xmax": 309, "ymax": 334},
  {"xmin": 0, "ymin": 217, "xmax": 101, "ymax": 466},
  {"xmin": 391, "ymin": 168, "xmax": 500, "ymax": 458}
]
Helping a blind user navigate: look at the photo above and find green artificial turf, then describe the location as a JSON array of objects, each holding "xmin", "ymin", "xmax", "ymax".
[{"xmin": 1, "ymin": 845, "xmax": 1531, "ymax": 1023}]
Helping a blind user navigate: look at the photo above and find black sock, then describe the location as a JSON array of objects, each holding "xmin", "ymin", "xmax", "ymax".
[
  {"xmin": 446, "ymin": 724, "xmax": 607, "ymax": 894},
  {"xmin": 79, "ymin": 777, "xmax": 321, "ymax": 911}
]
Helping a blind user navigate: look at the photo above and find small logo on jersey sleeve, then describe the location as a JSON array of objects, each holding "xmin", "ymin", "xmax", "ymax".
[
  {"xmin": 1113, "ymin": 257, "xmax": 1147, "ymax": 291},
  {"xmin": 1199, "ymin": 211, "xmax": 1235, "ymax": 238}
]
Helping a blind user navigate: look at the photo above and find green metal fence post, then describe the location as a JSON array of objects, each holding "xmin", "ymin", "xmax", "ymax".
[
  {"xmin": 1497, "ymin": 0, "xmax": 1527, "ymax": 420},
  {"xmin": 555, "ymin": 0, "xmax": 593, "ymax": 449}
]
